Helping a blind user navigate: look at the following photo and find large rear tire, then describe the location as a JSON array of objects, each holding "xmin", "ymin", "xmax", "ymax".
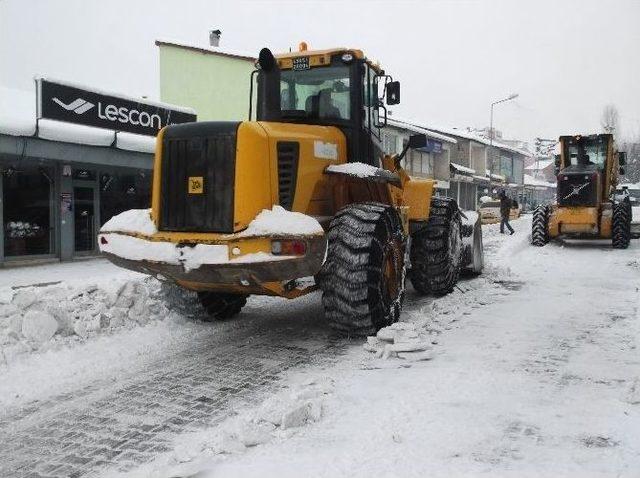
[
  {"xmin": 319, "ymin": 202, "xmax": 406, "ymax": 336},
  {"xmin": 197, "ymin": 292, "xmax": 248, "ymax": 321},
  {"xmin": 410, "ymin": 197, "xmax": 462, "ymax": 295},
  {"xmin": 531, "ymin": 205, "xmax": 549, "ymax": 247},
  {"xmin": 612, "ymin": 200, "xmax": 631, "ymax": 249}
]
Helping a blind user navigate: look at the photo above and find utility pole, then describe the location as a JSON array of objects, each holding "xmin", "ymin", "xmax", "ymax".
[{"xmin": 488, "ymin": 93, "xmax": 519, "ymax": 192}]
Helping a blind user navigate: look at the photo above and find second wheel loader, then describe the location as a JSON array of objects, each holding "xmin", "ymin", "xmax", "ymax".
[
  {"xmin": 532, "ymin": 133, "xmax": 631, "ymax": 248},
  {"xmin": 99, "ymin": 43, "xmax": 483, "ymax": 335}
]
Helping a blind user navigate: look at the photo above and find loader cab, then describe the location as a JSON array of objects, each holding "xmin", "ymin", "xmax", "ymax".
[
  {"xmin": 253, "ymin": 46, "xmax": 399, "ymax": 167},
  {"xmin": 557, "ymin": 134, "xmax": 612, "ymax": 207}
]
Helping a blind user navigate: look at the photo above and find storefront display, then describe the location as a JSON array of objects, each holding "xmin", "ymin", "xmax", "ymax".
[{"xmin": 3, "ymin": 163, "xmax": 53, "ymax": 257}]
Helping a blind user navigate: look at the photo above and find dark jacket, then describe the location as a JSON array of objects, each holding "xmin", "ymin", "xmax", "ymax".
[{"xmin": 500, "ymin": 195, "xmax": 512, "ymax": 218}]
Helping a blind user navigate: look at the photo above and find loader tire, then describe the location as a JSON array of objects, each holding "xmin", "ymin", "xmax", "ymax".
[
  {"xmin": 612, "ymin": 200, "xmax": 631, "ymax": 249},
  {"xmin": 319, "ymin": 202, "xmax": 406, "ymax": 336},
  {"xmin": 410, "ymin": 197, "xmax": 462, "ymax": 295},
  {"xmin": 531, "ymin": 205, "xmax": 549, "ymax": 247},
  {"xmin": 197, "ymin": 292, "xmax": 248, "ymax": 321}
]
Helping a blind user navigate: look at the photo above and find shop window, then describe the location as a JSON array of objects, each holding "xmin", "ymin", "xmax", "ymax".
[
  {"xmin": 99, "ymin": 170, "xmax": 151, "ymax": 226},
  {"xmin": 3, "ymin": 165, "xmax": 53, "ymax": 257},
  {"xmin": 500, "ymin": 156, "xmax": 513, "ymax": 180}
]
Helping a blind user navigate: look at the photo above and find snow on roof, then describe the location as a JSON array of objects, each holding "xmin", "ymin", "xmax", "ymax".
[
  {"xmin": 0, "ymin": 84, "xmax": 157, "ymax": 154},
  {"xmin": 417, "ymin": 121, "xmax": 531, "ymax": 157},
  {"xmin": 450, "ymin": 162, "xmax": 475, "ymax": 175},
  {"xmin": 155, "ymin": 39, "xmax": 257, "ymax": 63},
  {"xmin": 486, "ymin": 169, "xmax": 506, "ymax": 181},
  {"xmin": 387, "ymin": 117, "xmax": 457, "ymax": 144},
  {"xmin": 524, "ymin": 174, "xmax": 556, "ymax": 188},
  {"xmin": 524, "ymin": 159, "xmax": 554, "ymax": 171}
]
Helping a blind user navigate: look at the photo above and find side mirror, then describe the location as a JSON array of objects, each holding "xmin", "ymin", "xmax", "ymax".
[
  {"xmin": 620, "ymin": 167, "xmax": 626, "ymax": 176},
  {"xmin": 408, "ymin": 133, "xmax": 427, "ymax": 149},
  {"xmin": 258, "ymin": 48, "xmax": 276, "ymax": 72},
  {"xmin": 386, "ymin": 81, "xmax": 400, "ymax": 105},
  {"xmin": 374, "ymin": 103, "xmax": 387, "ymax": 128},
  {"xmin": 619, "ymin": 151, "xmax": 627, "ymax": 166},
  {"xmin": 554, "ymin": 154, "xmax": 561, "ymax": 167}
]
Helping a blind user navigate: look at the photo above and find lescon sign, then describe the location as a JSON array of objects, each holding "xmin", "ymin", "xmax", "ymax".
[{"xmin": 39, "ymin": 79, "xmax": 196, "ymax": 136}]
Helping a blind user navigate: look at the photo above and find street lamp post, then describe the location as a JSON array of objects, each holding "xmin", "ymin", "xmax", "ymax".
[{"xmin": 488, "ymin": 93, "xmax": 519, "ymax": 193}]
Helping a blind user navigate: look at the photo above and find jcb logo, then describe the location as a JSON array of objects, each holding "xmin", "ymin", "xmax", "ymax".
[{"xmin": 188, "ymin": 176, "xmax": 204, "ymax": 194}]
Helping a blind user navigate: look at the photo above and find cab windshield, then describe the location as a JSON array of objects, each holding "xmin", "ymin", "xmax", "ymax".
[
  {"xmin": 279, "ymin": 65, "xmax": 351, "ymax": 121},
  {"xmin": 566, "ymin": 137, "xmax": 608, "ymax": 169}
]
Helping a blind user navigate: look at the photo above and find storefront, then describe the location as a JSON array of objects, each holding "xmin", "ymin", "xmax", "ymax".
[
  {"xmin": 0, "ymin": 79, "xmax": 195, "ymax": 265},
  {"xmin": 0, "ymin": 136, "xmax": 154, "ymax": 264}
]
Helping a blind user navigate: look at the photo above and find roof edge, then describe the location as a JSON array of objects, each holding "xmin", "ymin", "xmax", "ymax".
[{"xmin": 155, "ymin": 40, "xmax": 257, "ymax": 62}]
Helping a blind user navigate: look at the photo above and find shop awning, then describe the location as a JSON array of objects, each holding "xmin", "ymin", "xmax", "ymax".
[{"xmin": 450, "ymin": 162, "xmax": 475, "ymax": 175}]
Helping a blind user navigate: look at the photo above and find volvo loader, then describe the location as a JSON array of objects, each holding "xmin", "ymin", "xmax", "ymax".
[
  {"xmin": 99, "ymin": 44, "xmax": 484, "ymax": 335},
  {"xmin": 531, "ymin": 133, "xmax": 631, "ymax": 248}
]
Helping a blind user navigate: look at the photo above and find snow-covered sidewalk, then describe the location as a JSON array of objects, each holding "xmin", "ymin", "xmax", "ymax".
[{"xmin": 143, "ymin": 217, "xmax": 640, "ymax": 477}]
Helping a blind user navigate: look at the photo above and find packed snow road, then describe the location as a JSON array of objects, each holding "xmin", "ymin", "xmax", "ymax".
[
  {"xmin": 134, "ymin": 217, "xmax": 640, "ymax": 477},
  {"xmin": 0, "ymin": 272, "xmax": 348, "ymax": 477},
  {"xmin": 1, "ymin": 215, "xmax": 639, "ymax": 477}
]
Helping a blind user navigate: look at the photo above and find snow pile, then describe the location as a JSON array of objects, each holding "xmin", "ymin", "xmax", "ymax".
[
  {"xmin": 479, "ymin": 195, "xmax": 492, "ymax": 204},
  {"xmin": 0, "ymin": 278, "xmax": 196, "ymax": 366},
  {"xmin": 99, "ymin": 207, "xmax": 322, "ymax": 270},
  {"xmin": 364, "ymin": 322, "xmax": 434, "ymax": 361},
  {"xmin": 101, "ymin": 208, "xmax": 157, "ymax": 235},
  {"xmin": 461, "ymin": 210, "xmax": 479, "ymax": 226},
  {"xmin": 146, "ymin": 377, "xmax": 334, "ymax": 474},
  {"xmin": 241, "ymin": 205, "xmax": 323, "ymax": 236},
  {"xmin": 326, "ymin": 162, "xmax": 383, "ymax": 178}
]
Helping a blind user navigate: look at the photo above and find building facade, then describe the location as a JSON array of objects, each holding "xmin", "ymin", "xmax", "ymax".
[
  {"xmin": 524, "ymin": 158, "xmax": 556, "ymax": 183},
  {"xmin": 0, "ymin": 82, "xmax": 192, "ymax": 266},
  {"xmin": 156, "ymin": 40, "xmax": 256, "ymax": 121}
]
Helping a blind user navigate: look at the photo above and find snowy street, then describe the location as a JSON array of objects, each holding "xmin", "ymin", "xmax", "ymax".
[{"xmin": 1, "ymin": 216, "xmax": 639, "ymax": 477}]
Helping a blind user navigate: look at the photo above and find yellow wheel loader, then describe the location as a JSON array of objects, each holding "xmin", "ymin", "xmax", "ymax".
[
  {"xmin": 99, "ymin": 44, "xmax": 483, "ymax": 335},
  {"xmin": 531, "ymin": 133, "xmax": 631, "ymax": 248}
]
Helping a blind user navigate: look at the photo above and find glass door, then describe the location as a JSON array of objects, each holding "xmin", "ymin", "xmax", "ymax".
[{"xmin": 73, "ymin": 186, "xmax": 96, "ymax": 253}]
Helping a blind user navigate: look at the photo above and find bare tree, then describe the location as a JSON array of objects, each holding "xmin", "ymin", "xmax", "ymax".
[
  {"xmin": 619, "ymin": 128, "xmax": 640, "ymax": 183},
  {"xmin": 601, "ymin": 104, "xmax": 619, "ymax": 134}
]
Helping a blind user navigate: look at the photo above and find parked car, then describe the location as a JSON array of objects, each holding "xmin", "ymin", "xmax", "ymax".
[{"xmin": 479, "ymin": 199, "xmax": 521, "ymax": 224}]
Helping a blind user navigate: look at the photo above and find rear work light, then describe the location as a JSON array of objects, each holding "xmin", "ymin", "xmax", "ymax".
[{"xmin": 271, "ymin": 239, "xmax": 307, "ymax": 256}]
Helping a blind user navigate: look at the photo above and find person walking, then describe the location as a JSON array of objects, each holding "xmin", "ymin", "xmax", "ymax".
[{"xmin": 499, "ymin": 190, "xmax": 515, "ymax": 235}]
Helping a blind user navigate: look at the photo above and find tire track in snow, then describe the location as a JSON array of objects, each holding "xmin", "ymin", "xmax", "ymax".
[{"xmin": 0, "ymin": 293, "xmax": 351, "ymax": 478}]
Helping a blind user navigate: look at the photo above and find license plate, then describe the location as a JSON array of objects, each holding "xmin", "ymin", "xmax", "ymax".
[{"xmin": 292, "ymin": 57, "xmax": 310, "ymax": 70}]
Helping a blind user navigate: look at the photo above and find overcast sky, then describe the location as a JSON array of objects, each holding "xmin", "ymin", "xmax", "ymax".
[{"xmin": 1, "ymin": 0, "xmax": 639, "ymax": 143}]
